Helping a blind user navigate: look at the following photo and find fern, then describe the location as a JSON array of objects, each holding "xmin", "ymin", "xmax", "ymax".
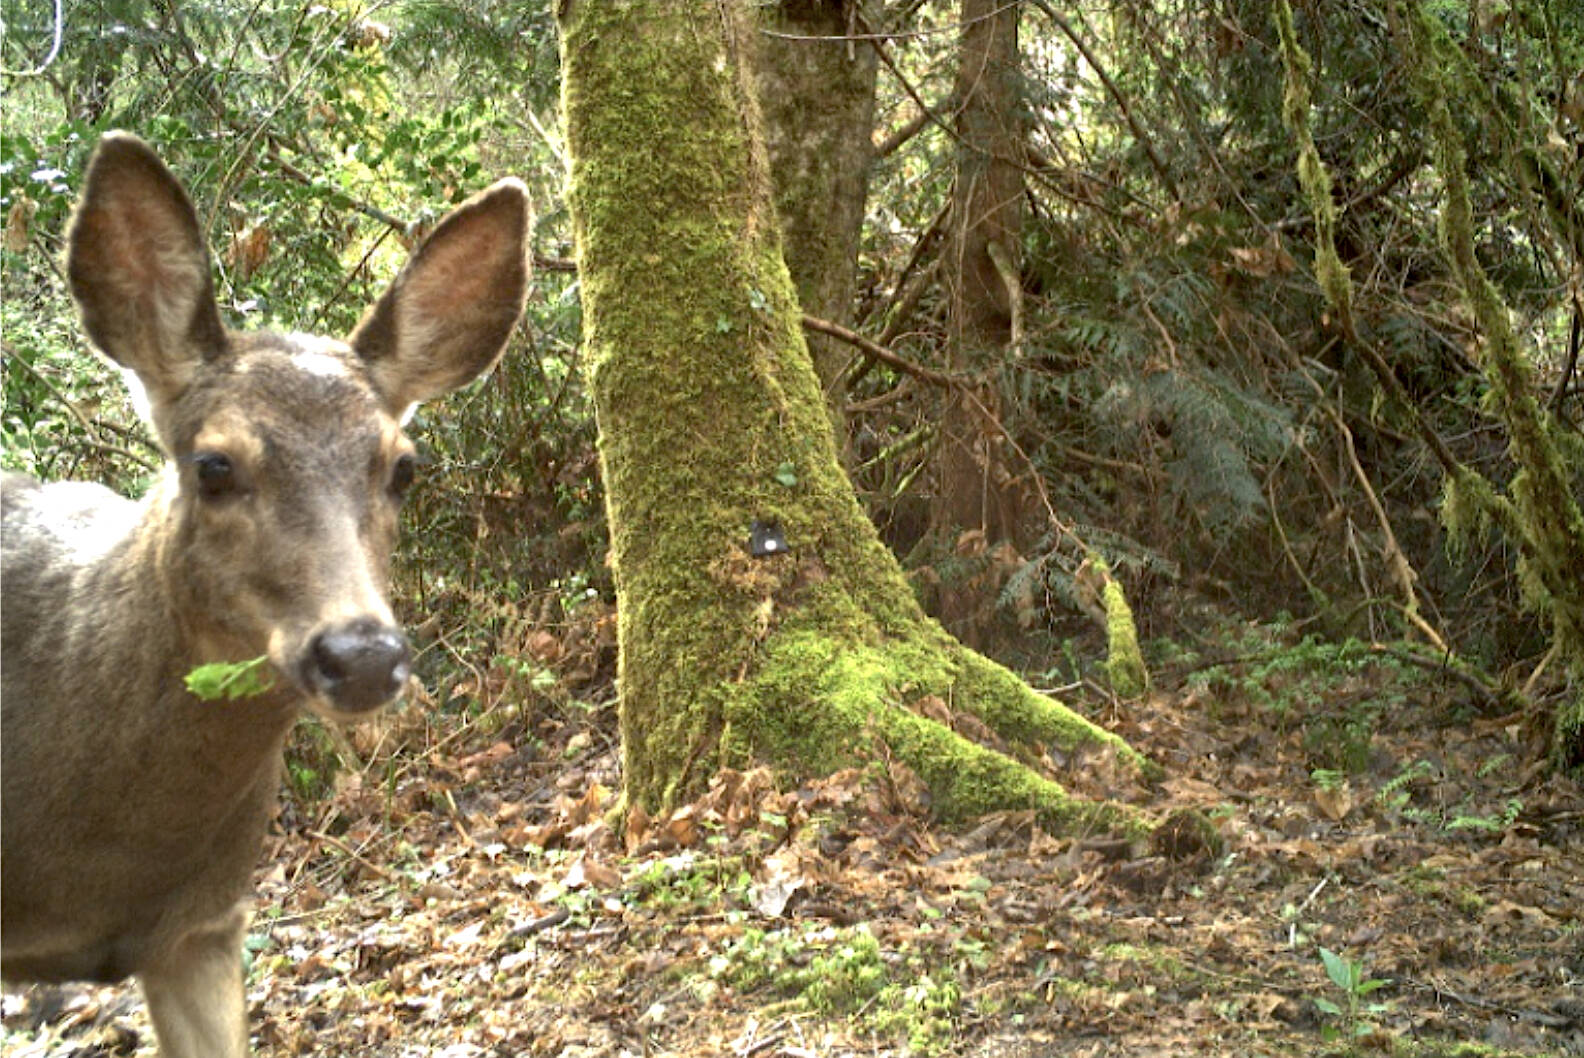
[
  {"xmin": 1060, "ymin": 314, "xmax": 1141, "ymax": 362},
  {"xmin": 1113, "ymin": 367, "xmax": 1295, "ymax": 533},
  {"xmin": 1148, "ymin": 271, "xmax": 1214, "ymax": 335}
]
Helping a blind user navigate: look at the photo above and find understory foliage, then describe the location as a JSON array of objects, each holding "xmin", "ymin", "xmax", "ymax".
[
  {"xmin": 843, "ymin": 0, "xmax": 1582, "ymax": 752},
  {"xmin": 1272, "ymin": 0, "xmax": 1584, "ymax": 762},
  {"xmin": 2, "ymin": 0, "xmax": 1580, "ymax": 764}
]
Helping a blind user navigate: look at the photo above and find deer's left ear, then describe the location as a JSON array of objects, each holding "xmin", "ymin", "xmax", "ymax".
[{"xmin": 351, "ymin": 179, "xmax": 530, "ymax": 414}]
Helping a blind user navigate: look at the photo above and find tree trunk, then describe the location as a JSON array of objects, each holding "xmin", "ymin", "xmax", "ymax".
[
  {"xmin": 558, "ymin": 0, "xmax": 1150, "ymax": 834},
  {"xmin": 752, "ymin": 1, "xmax": 879, "ymax": 453},
  {"xmin": 932, "ymin": 0, "xmax": 1026, "ymax": 548}
]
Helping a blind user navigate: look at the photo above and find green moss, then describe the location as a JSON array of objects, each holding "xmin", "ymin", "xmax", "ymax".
[
  {"xmin": 1090, "ymin": 558, "xmax": 1149, "ymax": 698},
  {"xmin": 1095, "ymin": 942, "xmax": 1190, "ymax": 981},
  {"xmin": 1392, "ymin": 1042, "xmax": 1536, "ymax": 1058},
  {"xmin": 1276, "ymin": 1, "xmax": 1352, "ymax": 335},
  {"xmin": 726, "ymin": 625, "xmax": 1149, "ymax": 834}
]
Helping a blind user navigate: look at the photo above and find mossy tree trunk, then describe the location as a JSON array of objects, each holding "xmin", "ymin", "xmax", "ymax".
[
  {"xmin": 558, "ymin": 0, "xmax": 1152, "ymax": 834},
  {"xmin": 753, "ymin": 0, "xmax": 879, "ymax": 452}
]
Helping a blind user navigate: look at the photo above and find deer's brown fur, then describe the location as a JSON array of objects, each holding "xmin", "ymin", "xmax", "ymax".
[{"xmin": 1, "ymin": 133, "xmax": 530, "ymax": 1057}]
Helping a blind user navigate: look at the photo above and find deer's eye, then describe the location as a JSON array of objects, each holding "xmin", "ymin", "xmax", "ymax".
[
  {"xmin": 389, "ymin": 453, "xmax": 416, "ymax": 499},
  {"xmin": 192, "ymin": 452, "xmax": 239, "ymax": 500}
]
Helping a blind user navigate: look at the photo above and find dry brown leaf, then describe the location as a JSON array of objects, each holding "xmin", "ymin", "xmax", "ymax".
[
  {"xmin": 1314, "ymin": 784, "xmax": 1355, "ymax": 821},
  {"xmin": 661, "ymin": 803, "xmax": 701, "ymax": 848},
  {"xmin": 623, "ymin": 799, "xmax": 651, "ymax": 852},
  {"xmin": 4, "ymin": 197, "xmax": 33, "ymax": 252},
  {"xmin": 567, "ymin": 781, "xmax": 610, "ymax": 825}
]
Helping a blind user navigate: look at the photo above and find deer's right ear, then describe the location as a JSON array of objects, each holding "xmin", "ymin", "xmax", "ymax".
[{"xmin": 66, "ymin": 133, "xmax": 227, "ymax": 407}]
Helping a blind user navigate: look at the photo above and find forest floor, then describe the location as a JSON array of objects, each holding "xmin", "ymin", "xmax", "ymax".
[{"xmin": 3, "ymin": 619, "xmax": 1582, "ymax": 1058}]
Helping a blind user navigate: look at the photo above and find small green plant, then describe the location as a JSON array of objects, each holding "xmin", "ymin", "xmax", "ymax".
[
  {"xmin": 283, "ymin": 718, "xmax": 341, "ymax": 803},
  {"xmin": 871, "ymin": 972, "xmax": 963, "ymax": 1054},
  {"xmin": 1312, "ymin": 946, "xmax": 1390, "ymax": 1040},
  {"xmin": 1187, "ymin": 633, "xmax": 1417, "ymax": 753},
  {"xmin": 1476, "ymin": 753, "xmax": 1512, "ymax": 779},
  {"xmin": 707, "ymin": 923, "xmax": 967, "ymax": 1051},
  {"xmin": 1311, "ymin": 768, "xmax": 1345, "ymax": 792},
  {"xmin": 1303, "ymin": 706, "xmax": 1379, "ymax": 774},
  {"xmin": 1375, "ymin": 759, "xmax": 1435, "ymax": 813},
  {"xmin": 185, "ymin": 655, "xmax": 276, "ymax": 701},
  {"xmin": 1449, "ymin": 886, "xmax": 1486, "ymax": 917},
  {"xmin": 1445, "ymin": 797, "xmax": 1522, "ymax": 834},
  {"xmin": 627, "ymin": 851, "xmax": 752, "ymax": 912}
]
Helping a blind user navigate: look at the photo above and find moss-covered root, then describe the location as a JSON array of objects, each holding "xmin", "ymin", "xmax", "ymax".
[
  {"xmin": 881, "ymin": 704, "xmax": 1151, "ymax": 838},
  {"xmin": 728, "ymin": 628, "xmax": 1155, "ymax": 838},
  {"xmin": 946, "ymin": 644, "xmax": 1155, "ymax": 777}
]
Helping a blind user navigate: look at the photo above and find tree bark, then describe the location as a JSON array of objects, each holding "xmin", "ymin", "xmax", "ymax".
[
  {"xmin": 932, "ymin": 0, "xmax": 1026, "ymax": 547},
  {"xmin": 558, "ymin": 0, "xmax": 1150, "ymax": 834},
  {"xmin": 753, "ymin": 1, "xmax": 879, "ymax": 452}
]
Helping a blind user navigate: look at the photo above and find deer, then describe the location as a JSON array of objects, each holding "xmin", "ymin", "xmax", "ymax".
[{"xmin": 1, "ymin": 133, "xmax": 529, "ymax": 1056}]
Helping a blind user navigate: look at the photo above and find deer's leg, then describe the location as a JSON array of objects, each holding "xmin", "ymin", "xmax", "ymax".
[{"xmin": 139, "ymin": 907, "xmax": 250, "ymax": 1058}]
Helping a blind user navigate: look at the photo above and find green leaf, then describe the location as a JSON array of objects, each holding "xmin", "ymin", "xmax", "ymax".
[
  {"xmin": 185, "ymin": 655, "xmax": 276, "ymax": 702},
  {"xmin": 774, "ymin": 462, "xmax": 797, "ymax": 487},
  {"xmin": 1319, "ymin": 947, "xmax": 1353, "ymax": 992},
  {"xmin": 1313, "ymin": 997, "xmax": 1343, "ymax": 1017}
]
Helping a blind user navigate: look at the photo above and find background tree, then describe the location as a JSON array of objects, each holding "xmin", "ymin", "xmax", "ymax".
[
  {"xmin": 933, "ymin": 0, "xmax": 1024, "ymax": 548},
  {"xmin": 752, "ymin": 0, "xmax": 879, "ymax": 447},
  {"xmin": 835, "ymin": 1, "xmax": 1579, "ymax": 757}
]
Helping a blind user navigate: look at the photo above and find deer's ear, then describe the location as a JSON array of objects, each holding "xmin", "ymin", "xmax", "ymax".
[
  {"xmin": 351, "ymin": 179, "xmax": 530, "ymax": 415},
  {"xmin": 66, "ymin": 133, "xmax": 227, "ymax": 407}
]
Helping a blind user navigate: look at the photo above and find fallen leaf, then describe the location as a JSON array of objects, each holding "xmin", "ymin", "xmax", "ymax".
[{"xmin": 1314, "ymin": 784, "xmax": 1354, "ymax": 821}]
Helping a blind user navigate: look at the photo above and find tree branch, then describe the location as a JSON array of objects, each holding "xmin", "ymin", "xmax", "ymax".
[
  {"xmin": 801, "ymin": 315, "xmax": 956, "ymax": 389},
  {"xmin": 876, "ymin": 91, "xmax": 959, "ymax": 158}
]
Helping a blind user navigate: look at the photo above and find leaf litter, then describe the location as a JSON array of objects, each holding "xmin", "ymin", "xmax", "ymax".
[{"xmin": 4, "ymin": 628, "xmax": 1581, "ymax": 1057}]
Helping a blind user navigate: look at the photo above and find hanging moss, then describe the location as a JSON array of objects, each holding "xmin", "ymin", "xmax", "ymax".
[
  {"xmin": 559, "ymin": 0, "xmax": 1154, "ymax": 831},
  {"xmin": 1275, "ymin": 3, "xmax": 1353, "ymax": 333},
  {"xmin": 1277, "ymin": 0, "xmax": 1583, "ymax": 765},
  {"xmin": 1401, "ymin": 2, "xmax": 1584, "ymax": 764}
]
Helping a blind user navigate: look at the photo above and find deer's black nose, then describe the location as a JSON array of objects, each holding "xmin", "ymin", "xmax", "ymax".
[{"xmin": 304, "ymin": 618, "xmax": 410, "ymax": 713}]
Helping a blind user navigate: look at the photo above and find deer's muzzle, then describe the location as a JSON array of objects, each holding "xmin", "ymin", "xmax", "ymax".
[{"xmin": 302, "ymin": 617, "xmax": 411, "ymax": 714}]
